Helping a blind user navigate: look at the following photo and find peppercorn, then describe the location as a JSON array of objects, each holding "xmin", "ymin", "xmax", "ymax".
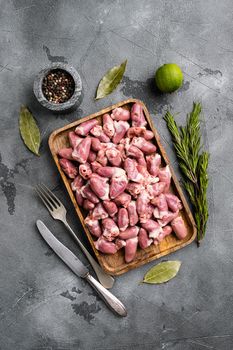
[{"xmin": 42, "ymin": 69, "xmax": 75, "ymax": 104}]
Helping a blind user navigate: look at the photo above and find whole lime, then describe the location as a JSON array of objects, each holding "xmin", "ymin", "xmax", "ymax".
[{"xmin": 155, "ymin": 63, "xmax": 183, "ymax": 93}]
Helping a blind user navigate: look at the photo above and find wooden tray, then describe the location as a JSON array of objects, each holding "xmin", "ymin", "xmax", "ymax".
[{"xmin": 49, "ymin": 98, "xmax": 196, "ymax": 275}]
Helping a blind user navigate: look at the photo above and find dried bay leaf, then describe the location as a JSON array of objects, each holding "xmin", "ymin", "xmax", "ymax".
[
  {"xmin": 95, "ymin": 60, "xmax": 127, "ymax": 99},
  {"xmin": 19, "ymin": 106, "xmax": 41, "ymax": 156},
  {"xmin": 142, "ymin": 261, "xmax": 181, "ymax": 284}
]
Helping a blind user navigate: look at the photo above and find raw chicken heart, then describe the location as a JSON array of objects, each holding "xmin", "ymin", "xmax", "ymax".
[{"xmin": 57, "ymin": 103, "xmax": 186, "ymax": 264}]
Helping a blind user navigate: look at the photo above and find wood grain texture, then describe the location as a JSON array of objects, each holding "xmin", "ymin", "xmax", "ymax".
[{"xmin": 49, "ymin": 98, "xmax": 197, "ymax": 275}]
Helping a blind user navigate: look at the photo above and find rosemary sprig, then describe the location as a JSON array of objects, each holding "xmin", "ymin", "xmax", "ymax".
[{"xmin": 164, "ymin": 103, "xmax": 209, "ymax": 245}]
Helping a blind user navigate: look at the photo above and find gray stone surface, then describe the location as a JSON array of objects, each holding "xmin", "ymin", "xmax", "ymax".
[{"xmin": 0, "ymin": 0, "xmax": 232, "ymax": 349}]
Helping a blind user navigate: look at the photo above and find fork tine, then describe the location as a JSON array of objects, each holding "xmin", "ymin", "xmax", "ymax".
[
  {"xmin": 37, "ymin": 184, "xmax": 58, "ymax": 209},
  {"xmin": 40, "ymin": 183, "xmax": 63, "ymax": 207},
  {"xmin": 35, "ymin": 186, "xmax": 53, "ymax": 213}
]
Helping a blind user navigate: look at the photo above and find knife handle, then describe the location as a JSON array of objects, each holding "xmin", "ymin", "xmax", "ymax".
[{"xmin": 85, "ymin": 273, "xmax": 127, "ymax": 317}]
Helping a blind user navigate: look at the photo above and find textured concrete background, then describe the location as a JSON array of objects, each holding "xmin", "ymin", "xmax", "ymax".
[{"xmin": 0, "ymin": 0, "xmax": 233, "ymax": 349}]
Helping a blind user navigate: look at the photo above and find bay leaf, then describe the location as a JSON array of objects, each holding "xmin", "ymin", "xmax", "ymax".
[
  {"xmin": 19, "ymin": 106, "xmax": 41, "ymax": 156},
  {"xmin": 142, "ymin": 261, "xmax": 181, "ymax": 284},
  {"xmin": 95, "ymin": 60, "xmax": 127, "ymax": 100}
]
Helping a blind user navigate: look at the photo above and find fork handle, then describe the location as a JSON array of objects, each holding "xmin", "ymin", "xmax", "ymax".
[{"xmin": 63, "ymin": 220, "xmax": 115, "ymax": 289}]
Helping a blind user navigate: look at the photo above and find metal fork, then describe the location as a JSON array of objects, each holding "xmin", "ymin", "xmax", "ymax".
[{"xmin": 35, "ymin": 183, "xmax": 114, "ymax": 289}]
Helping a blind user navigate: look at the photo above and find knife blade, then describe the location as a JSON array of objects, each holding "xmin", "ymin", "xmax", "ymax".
[
  {"xmin": 36, "ymin": 220, "xmax": 127, "ymax": 317},
  {"xmin": 36, "ymin": 219, "xmax": 88, "ymax": 278}
]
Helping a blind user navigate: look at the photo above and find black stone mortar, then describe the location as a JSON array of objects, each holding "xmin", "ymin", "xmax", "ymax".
[{"xmin": 33, "ymin": 63, "xmax": 82, "ymax": 113}]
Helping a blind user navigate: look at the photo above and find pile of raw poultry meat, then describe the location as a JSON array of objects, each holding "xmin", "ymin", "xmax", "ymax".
[{"xmin": 58, "ymin": 103, "xmax": 188, "ymax": 263}]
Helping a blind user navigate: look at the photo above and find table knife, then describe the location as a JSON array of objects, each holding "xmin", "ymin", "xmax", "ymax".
[{"xmin": 36, "ymin": 220, "xmax": 127, "ymax": 317}]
